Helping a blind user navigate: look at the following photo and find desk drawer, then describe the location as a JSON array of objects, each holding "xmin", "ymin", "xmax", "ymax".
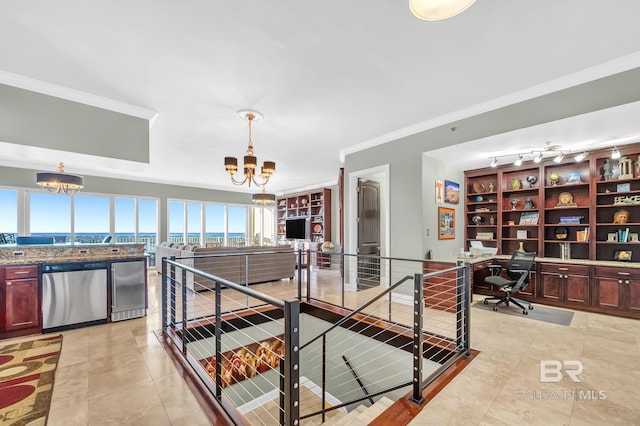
[
  {"xmin": 594, "ymin": 266, "xmax": 640, "ymax": 280},
  {"xmin": 539, "ymin": 263, "xmax": 589, "ymax": 276},
  {"xmin": 6, "ymin": 265, "xmax": 39, "ymax": 279}
]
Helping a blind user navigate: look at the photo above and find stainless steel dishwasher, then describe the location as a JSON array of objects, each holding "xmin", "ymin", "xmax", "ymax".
[{"xmin": 42, "ymin": 261, "xmax": 108, "ymax": 332}]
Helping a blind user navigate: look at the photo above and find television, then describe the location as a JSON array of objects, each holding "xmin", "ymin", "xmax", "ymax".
[{"xmin": 285, "ymin": 218, "xmax": 308, "ymax": 240}]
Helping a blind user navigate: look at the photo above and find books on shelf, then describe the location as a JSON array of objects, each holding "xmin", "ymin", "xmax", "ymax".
[
  {"xmin": 576, "ymin": 227, "xmax": 590, "ymax": 242},
  {"xmin": 559, "ymin": 216, "xmax": 583, "ymax": 224},
  {"xmin": 519, "ymin": 212, "xmax": 539, "ymax": 225}
]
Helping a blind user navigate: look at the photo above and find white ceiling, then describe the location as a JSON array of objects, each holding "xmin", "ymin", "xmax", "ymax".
[{"xmin": 2, "ymin": 1, "xmax": 640, "ymax": 194}]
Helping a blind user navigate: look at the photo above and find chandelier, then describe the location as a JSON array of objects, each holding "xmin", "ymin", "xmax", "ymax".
[
  {"xmin": 409, "ymin": 0, "xmax": 476, "ymax": 21},
  {"xmin": 36, "ymin": 162, "xmax": 84, "ymax": 194},
  {"xmin": 252, "ymin": 188, "xmax": 276, "ymax": 205},
  {"xmin": 224, "ymin": 110, "xmax": 275, "ymax": 189}
]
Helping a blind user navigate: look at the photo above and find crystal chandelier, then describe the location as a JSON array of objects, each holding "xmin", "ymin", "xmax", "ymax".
[
  {"xmin": 36, "ymin": 162, "xmax": 84, "ymax": 194},
  {"xmin": 224, "ymin": 110, "xmax": 276, "ymax": 189}
]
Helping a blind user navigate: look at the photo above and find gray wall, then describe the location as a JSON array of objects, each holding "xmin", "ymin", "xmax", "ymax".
[{"xmin": 0, "ymin": 84, "xmax": 150, "ymax": 163}]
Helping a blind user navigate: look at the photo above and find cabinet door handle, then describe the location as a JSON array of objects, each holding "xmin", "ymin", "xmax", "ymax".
[
  {"xmin": 6, "ymin": 282, "xmax": 11, "ymax": 286},
  {"xmin": 558, "ymin": 268, "xmax": 569, "ymax": 271},
  {"xmin": 625, "ymin": 280, "xmax": 630, "ymax": 285},
  {"xmin": 617, "ymin": 272, "xmax": 630, "ymax": 276},
  {"xmin": 13, "ymin": 271, "xmax": 29, "ymax": 274}
]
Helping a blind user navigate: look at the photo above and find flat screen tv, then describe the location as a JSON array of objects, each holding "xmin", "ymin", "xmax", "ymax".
[{"xmin": 285, "ymin": 218, "xmax": 308, "ymax": 240}]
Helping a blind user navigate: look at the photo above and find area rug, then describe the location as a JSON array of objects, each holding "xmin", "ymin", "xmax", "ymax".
[
  {"xmin": 473, "ymin": 302, "xmax": 574, "ymax": 326},
  {"xmin": 0, "ymin": 334, "xmax": 62, "ymax": 425}
]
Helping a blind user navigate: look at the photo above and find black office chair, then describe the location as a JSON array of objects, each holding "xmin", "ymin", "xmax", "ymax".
[{"xmin": 483, "ymin": 251, "xmax": 535, "ymax": 315}]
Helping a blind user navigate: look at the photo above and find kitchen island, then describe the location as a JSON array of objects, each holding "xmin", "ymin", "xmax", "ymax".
[{"xmin": 0, "ymin": 243, "xmax": 147, "ymax": 339}]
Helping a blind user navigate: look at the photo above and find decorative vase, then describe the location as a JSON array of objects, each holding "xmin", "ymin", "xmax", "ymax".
[
  {"xmin": 518, "ymin": 241, "xmax": 525, "ymax": 252},
  {"xmin": 511, "ymin": 177, "xmax": 522, "ymax": 190}
]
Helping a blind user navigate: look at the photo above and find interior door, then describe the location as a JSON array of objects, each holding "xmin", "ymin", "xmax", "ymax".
[{"xmin": 357, "ymin": 179, "xmax": 381, "ymax": 289}]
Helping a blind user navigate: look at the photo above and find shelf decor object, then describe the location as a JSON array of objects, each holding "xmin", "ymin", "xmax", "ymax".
[{"xmin": 614, "ymin": 250, "xmax": 632, "ymax": 261}]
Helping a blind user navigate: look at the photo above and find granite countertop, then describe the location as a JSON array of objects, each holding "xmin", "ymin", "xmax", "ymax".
[
  {"xmin": 456, "ymin": 254, "xmax": 640, "ymax": 269},
  {"xmin": 0, "ymin": 243, "xmax": 146, "ymax": 266}
]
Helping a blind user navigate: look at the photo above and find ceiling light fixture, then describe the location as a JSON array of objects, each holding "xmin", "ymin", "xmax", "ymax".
[
  {"xmin": 224, "ymin": 110, "xmax": 276, "ymax": 189},
  {"xmin": 533, "ymin": 152, "xmax": 543, "ymax": 163},
  {"xmin": 409, "ymin": 0, "xmax": 476, "ymax": 21},
  {"xmin": 553, "ymin": 152, "xmax": 565, "ymax": 163},
  {"xmin": 490, "ymin": 157, "xmax": 498, "ymax": 168},
  {"xmin": 513, "ymin": 155, "xmax": 523, "ymax": 166},
  {"xmin": 252, "ymin": 188, "xmax": 276, "ymax": 205},
  {"xmin": 612, "ymin": 147, "xmax": 621, "ymax": 159},
  {"xmin": 574, "ymin": 152, "xmax": 588, "ymax": 162},
  {"xmin": 36, "ymin": 162, "xmax": 84, "ymax": 194}
]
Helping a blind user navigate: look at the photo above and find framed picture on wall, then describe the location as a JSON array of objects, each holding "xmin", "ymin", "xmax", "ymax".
[
  {"xmin": 438, "ymin": 207, "xmax": 455, "ymax": 239},
  {"xmin": 444, "ymin": 180, "xmax": 460, "ymax": 204}
]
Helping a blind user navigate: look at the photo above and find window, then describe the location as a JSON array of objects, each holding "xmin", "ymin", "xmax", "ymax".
[
  {"xmin": 187, "ymin": 202, "xmax": 202, "ymax": 245},
  {"xmin": 0, "ymin": 189, "xmax": 17, "ymax": 242},
  {"xmin": 139, "ymin": 198, "xmax": 158, "ymax": 250},
  {"xmin": 228, "ymin": 206, "xmax": 247, "ymax": 247},
  {"xmin": 250, "ymin": 206, "xmax": 276, "ymax": 246},
  {"xmin": 168, "ymin": 200, "xmax": 186, "ymax": 244},
  {"xmin": 30, "ymin": 192, "xmax": 71, "ymax": 243},
  {"xmin": 205, "ymin": 204, "xmax": 225, "ymax": 247},
  {"xmin": 115, "ymin": 197, "xmax": 136, "ymax": 244},
  {"xmin": 74, "ymin": 195, "xmax": 110, "ymax": 243}
]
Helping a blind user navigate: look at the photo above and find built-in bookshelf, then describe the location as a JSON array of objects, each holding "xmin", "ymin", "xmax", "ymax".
[
  {"xmin": 464, "ymin": 143, "xmax": 640, "ymax": 262},
  {"xmin": 277, "ymin": 188, "xmax": 332, "ymax": 244}
]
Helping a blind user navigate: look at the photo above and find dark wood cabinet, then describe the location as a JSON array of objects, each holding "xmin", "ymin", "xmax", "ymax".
[
  {"xmin": 1, "ymin": 265, "xmax": 41, "ymax": 337},
  {"xmin": 539, "ymin": 263, "xmax": 589, "ymax": 306},
  {"xmin": 593, "ymin": 266, "xmax": 640, "ymax": 314}
]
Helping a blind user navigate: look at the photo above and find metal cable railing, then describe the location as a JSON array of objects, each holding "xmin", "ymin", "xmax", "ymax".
[{"xmin": 161, "ymin": 250, "xmax": 470, "ymax": 425}]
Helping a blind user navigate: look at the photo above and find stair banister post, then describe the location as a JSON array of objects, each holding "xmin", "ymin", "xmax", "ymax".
[{"xmin": 410, "ymin": 272, "xmax": 425, "ymax": 404}]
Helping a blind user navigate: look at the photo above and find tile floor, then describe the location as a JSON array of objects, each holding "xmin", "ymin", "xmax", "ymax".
[{"xmin": 41, "ymin": 269, "xmax": 640, "ymax": 425}]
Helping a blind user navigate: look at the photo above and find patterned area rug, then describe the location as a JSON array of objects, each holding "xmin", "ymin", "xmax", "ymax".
[{"xmin": 0, "ymin": 334, "xmax": 62, "ymax": 425}]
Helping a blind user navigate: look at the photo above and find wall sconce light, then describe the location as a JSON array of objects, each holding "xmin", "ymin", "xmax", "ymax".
[
  {"xmin": 553, "ymin": 152, "xmax": 565, "ymax": 163},
  {"xmin": 513, "ymin": 155, "xmax": 523, "ymax": 166},
  {"xmin": 612, "ymin": 147, "xmax": 621, "ymax": 159}
]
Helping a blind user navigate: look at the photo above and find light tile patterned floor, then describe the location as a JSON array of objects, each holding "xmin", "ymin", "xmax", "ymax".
[{"xmin": 45, "ymin": 269, "xmax": 640, "ymax": 425}]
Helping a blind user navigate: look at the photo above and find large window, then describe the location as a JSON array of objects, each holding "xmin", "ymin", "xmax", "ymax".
[
  {"xmin": 74, "ymin": 195, "xmax": 110, "ymax": 243},
  {"xmin": 168, "ymin": 201, "xmax": 186, "ymax": 244},
  {"xmin": 115, "ymin": 197, "xmax": 136, "ymax": 243},
  {"xmin": 205, "ymin": 204, "xmax": 225, "ymax": 246},
  {"xmin": 228, "ymin": 206, "xmax": 247, "ymax": 247},
  {"xmin": 0, "ymin": 189, "xmax": 17, "ymax": 236},
  {"xmin": 30, "ymin": 192, "xmax": 71, "ymax": 243},
  {"xmin": 169, "ymin": 199, "xmax": 274, "ymax": 247},
  {"xmin": 187, "ymin": 202, "xmax": 202, "ymax": 244},
  {"xmin": 139, "ymin": 198, "xmax": 158, "ymax": 250}
]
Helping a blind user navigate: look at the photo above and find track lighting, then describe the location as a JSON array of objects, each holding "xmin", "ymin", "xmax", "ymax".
[
  {"xmin": 574, "ymin": 152, "xmax": 588, "ymax": 162},
  {"xmin": 553, "ymin": 152, "xmax": 565, "ymax": 163},
  {"xmin": 533, "ymin": 152, "xmax": 543, "ymax": 163},
  {"xmin": 612, "ymin": 147, "xmax": 621, "ymax": 159},
  {"xmin": 490, "ymin": 157, "xmax": 498, "ymax": 167},
  {"xmin": 513, "ymin": 155, "xmax": 523, "ymax": 166}
]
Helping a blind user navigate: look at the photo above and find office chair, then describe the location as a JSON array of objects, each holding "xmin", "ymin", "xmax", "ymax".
[{"xmin": 483, "ymin": 251, "xmax": 535, "ymax": 315}]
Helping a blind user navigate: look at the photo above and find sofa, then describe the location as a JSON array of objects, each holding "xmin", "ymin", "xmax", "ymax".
[{"xmin": 156, "ymin": 242, "xmax": 296, "ymax": 290}]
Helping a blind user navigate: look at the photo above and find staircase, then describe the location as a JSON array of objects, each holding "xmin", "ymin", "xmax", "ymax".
[{"xmin": 319, "ymin": 396, "xmax": 394, "ymax": 425}]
